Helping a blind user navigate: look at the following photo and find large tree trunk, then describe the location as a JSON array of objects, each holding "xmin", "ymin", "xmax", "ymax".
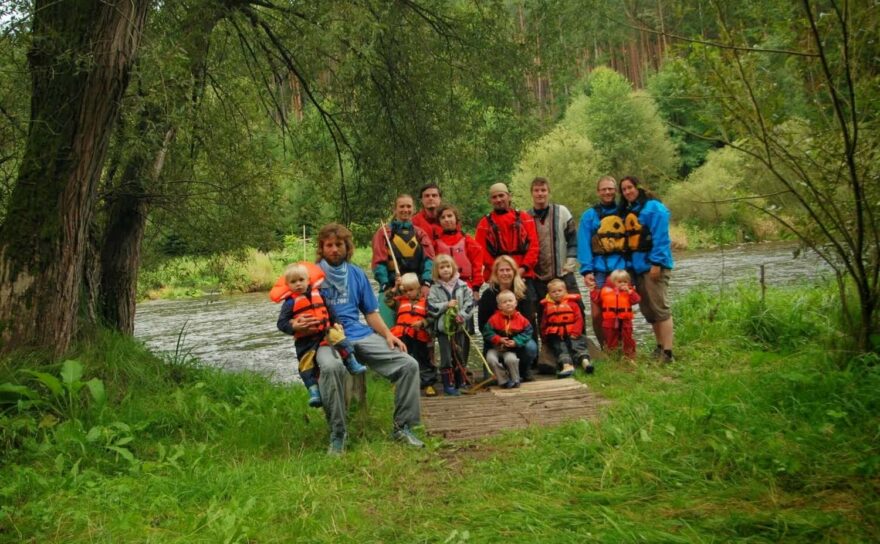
[
  {"xmin": 0, "ymin": 1, "xmax": 149, "ymax": 356},
  {"xmin": 99, "ymin": 127, "xmax": 174, "ymax": 333},
  {"xmin": 96, "ymin": 3, "xmax": 226, "ymax": 335}
]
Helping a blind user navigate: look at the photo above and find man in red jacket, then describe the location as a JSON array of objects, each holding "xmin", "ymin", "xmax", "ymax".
[
  {"xmin": 475, "ymin": 183, "xmax": 540, "ymax": 377},
  {"xmin": 411, "ymin": 183, "xmax": 444, "ymax": 240},
  {"xmin": 475, "ymin": 182, "xmax": 540, "ymax": 282}
]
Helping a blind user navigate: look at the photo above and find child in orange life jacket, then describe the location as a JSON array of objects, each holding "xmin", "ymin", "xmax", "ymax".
[
  {"xmin": 385, "ymin": 272, "xmax": 438, "ymax": 396},
  {"xmin": 540, "ymin": 278, "xmax": 591, "ymax": 378},
  {"xmin": 427, "ymin": 254, "xmax": 475, "ymax": 397},
  {"xmin": 482, "ymin": 290, "xmax": 534, "ymax": 388},
  {"xmin": 276, "ymin": 263, "xmax": 366, "ymax": 408},
  {"xmin": 590, "ymin": 269, "xmax": 641, "ymax": 359}
]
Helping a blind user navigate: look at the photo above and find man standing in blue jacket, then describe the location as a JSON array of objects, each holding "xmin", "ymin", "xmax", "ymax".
[{"xmin": 577, "ymin": 175, "xmax": 627, "ymax": 349}]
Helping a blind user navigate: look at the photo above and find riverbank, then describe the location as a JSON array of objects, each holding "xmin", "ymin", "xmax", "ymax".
[
  {"xmin": 137, "ymin": 225, "xmax": 794, "ymax": 301},
  {"xmin": 2, "ymin": 283, "xmax": 877, "ymax": 542},
  {"xmin": 137, "ymin": 243, "xmax": 373, "ymax": 301}
]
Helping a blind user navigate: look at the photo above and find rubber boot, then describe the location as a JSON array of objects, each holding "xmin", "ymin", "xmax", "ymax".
[
  {"xmin": 343, "ymin": 354, "xmax": 367, "ymax": 375},
  {"xmin": 441, "ymin": 370, "xmax": 459, "ymax": 396},
  {"xmin": 307, "ymin": 384, "xmax": 322, "ymax": 408}
]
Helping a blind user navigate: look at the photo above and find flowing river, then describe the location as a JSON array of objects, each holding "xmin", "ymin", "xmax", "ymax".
[{"xmin": 134, "ymin": 241, "xmax": 830, "ymax": 383}]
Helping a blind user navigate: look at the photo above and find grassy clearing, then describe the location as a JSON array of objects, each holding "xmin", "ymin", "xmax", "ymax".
[{"xmin": 1, "ymin": 283, "xmax": 878, "ymax": 542}]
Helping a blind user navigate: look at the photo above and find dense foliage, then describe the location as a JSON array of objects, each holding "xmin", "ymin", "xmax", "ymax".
[{"xmin": 0, "ymin": 1, "xmax": 876, "ymax": 353}]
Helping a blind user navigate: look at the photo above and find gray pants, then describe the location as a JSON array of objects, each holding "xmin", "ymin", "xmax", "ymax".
[
  {"xmin": 316, "ymin": 333, "xmax": 421, "ymax": 437},
  {"xmin": 486, "ymin": 349, "xmax": 521, "ymax": 384}
]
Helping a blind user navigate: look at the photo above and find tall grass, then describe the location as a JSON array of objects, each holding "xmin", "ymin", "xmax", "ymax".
[
  {"xmin": 1, "ymin": 282, "xmax": 878, "ymax": 542},
  {"xmin": 138, "ymin": 241, "xmax": 373, "ymax": 300}
]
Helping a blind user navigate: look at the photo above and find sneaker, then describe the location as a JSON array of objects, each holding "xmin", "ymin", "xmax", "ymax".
[
  {"xmin": 392, "ymin": 425, "xmax": 425, "ymax": 448},
  {"xmin": 327, "ymin": 431, "xmax": 346, "ymax": 455},
  {"xmin": 307, "ymin": 385, "xmax": 323, "ymax": 408},
  {"xmin": 652, "ymin": 345, "xmax": 663, "ymax": 359},
  {"xmin": 344, "ymin": 356, "xmax": 368, "ymax": 375},
  {"xmin": 502, "ymin": 380, "xmax": 516, "ymax": 389},
  {"xmin": 512, "ymin": 380, "xmax": 521, "ymax": 388},
  {"xmin": 661, "ymin": 350, "xmax": 675, "ymax": 364},
  {"xmin": 443, "ymin": 385, "xmax": 460, "ymax": 396},
  {"xmin": 581, "ymin": 357, "xmax": 594, "ymax": 374},
  {"xmin": 557, "ymin": 363, "xmax": 575, "ymax": 378},
  {"xmin": 425, "ymin": 385, "xmax": 438, "ymax": 397}
]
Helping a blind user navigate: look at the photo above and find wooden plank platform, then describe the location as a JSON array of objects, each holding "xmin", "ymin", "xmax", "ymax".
[{"xmin": 421, "ymin": 376, "xmax": 604, "ymax": 441}]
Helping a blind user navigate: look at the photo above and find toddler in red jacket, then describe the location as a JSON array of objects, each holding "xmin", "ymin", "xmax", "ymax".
[{"xmin": 590, "ymin": 269, "xmax": 641, "ymax": 359}]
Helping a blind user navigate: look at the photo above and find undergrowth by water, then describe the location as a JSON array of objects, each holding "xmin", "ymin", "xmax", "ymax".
[
  {"xmin": 138, "ymin": 242, "xmax": 373, "ymax": 301},
  {"xmin": 1, "ymin": 283, "xmax": 877, "ymax": 542}
]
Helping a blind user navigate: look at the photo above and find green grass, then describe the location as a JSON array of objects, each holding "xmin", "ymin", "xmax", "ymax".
[{"xmin": 1, "ymin": 283, "xmax": 878, "ymax": 542}]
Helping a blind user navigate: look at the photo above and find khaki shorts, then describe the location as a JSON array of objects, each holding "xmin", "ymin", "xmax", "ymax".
[{"xmin": 636, "ymin": 269, "xmax": 672, "ymax": 323}]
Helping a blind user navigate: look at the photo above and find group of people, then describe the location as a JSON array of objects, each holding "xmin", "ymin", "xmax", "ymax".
[{"xmin": 275, "ymin": 176, "xmax": 674, "ymax": 454}]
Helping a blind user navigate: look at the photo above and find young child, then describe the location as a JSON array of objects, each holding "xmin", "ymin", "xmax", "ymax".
[
  {"xmin": 427, "ymin": 254, "xmax": 475, "ymax": 396},
  {"xmin": 386, "ymin": 272, "xmax": 438, "ymax": 396},
  {"xmin": 590, "ymin": 269, "xmax": 641, "ymax": 359},
  {"xmin": 539, "ymin": 278, "xmax": 592, "ymax": 377},
  {"xmin": 481, "ymin": 290, "xmax": 534, "ymax": 388},
  {"xmin": 276, "ymin": 263, "xmax": 366, "ymax": 408}
]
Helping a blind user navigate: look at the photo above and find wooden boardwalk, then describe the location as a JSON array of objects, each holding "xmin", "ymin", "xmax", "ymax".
[{"xmin": 421, "ymin": 376, "xmax": 605, "ymax": 441}]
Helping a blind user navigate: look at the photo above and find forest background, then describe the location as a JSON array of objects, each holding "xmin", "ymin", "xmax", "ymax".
[
  {"xmin": 1, "ymin": 0, "xmax": 877, "ymax": 355},
  {"xmin": 0, "ymin": 2, "xmax": 878, "ymax": 541}
]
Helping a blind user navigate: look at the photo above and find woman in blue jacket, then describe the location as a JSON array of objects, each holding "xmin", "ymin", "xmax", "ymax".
[{"xmin": 619, "ymin": 176, "xmax": 674, "ymax": 363}]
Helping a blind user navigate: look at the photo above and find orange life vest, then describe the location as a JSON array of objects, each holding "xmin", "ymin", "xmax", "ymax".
[
  {"xmin": 390, "ymin": 296, "xmax": 431, "ymax": 342},
  {"xmin": 540, "ymin": 294, "xmax": 583, "ymax": 337},
  {"xmin": 269, "ymin": 262, "xmax": 325, "ymax": 302},
  {"xmin": 291, "ymin": 287, "xmax": 331, "ymax": 339},
  {"xmin": 600, "ymin": 286, "xmax": 635, "ymax": 321}
]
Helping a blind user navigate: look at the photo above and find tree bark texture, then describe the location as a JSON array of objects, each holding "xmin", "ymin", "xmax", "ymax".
[
  {"xmin": 0, "ymin": 1, "xmax": 149, "ymax": 356},
  {"xmin": 96, "ymin": 2, "xmax": 228, "ymax": 335},
  {"xmin": 99, "ymin": 127, "xmax": 175, "ymax": 334}
]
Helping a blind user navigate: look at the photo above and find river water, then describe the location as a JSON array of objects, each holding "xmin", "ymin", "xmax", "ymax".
[{"xmin": 134, "ymin": 242, "xmax": 830, "ymax": 383}]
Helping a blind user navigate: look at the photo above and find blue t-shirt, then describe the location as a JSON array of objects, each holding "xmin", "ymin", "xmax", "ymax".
[{"xmin": 319, "ymin": 263, "xmax": 378, "ymax": 341}]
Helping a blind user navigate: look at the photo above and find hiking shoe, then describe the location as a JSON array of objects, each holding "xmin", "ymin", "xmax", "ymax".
[
  {"xmin": 344, "ymin": 356, "xmax": 368, "ymax": 375},
  {"xmin": 581, "ymin": 357, "xmax": 594, "ymax": 374},
  {"xmin": 425, "ymin": 385, "xmax": 438, "ymax": 397},
  {"xmin": 392, "ymin": 425, "xmax": 425, "ymax": 448},
  {"xmin": 557, "ymin": 363, "xmax": 575, "ymax": 378},
  {"xmin": 661, "ymin": 350, "xmax": 675, "ymax": 364},
  {"xmin": 443, "ymin": 385, "xmax": 460, "ymax": 396},
  {"xmin": 327, "ymin": 431, "xmax": 346, "ymax": 455},
  {"xmin": 307, "ymin": 385, "xmax": 323, "ymax": 408}
]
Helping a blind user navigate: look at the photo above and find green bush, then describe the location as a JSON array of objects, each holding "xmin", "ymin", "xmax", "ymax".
[
  {"xmin": 510, "ymin": 125, "xmax": 605, "ymax": 217},
  {"xmin": 563, "ymin": 67, "xmax": 679, "ymax": 183}
]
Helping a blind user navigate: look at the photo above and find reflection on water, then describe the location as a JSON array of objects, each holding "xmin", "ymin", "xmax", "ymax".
[{"xmin": 135, "ymin": 242, "xmax": 830, "ymax": 383}]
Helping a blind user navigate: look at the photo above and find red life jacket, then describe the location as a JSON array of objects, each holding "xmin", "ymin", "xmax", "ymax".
[
  {"xmin": 291, "ymin": 287, "xmax": 331, "ymax": 339},
  {"xmin": 484, "ymin": 210, "xmax": 530, "ymax": 258},
  {"xmin": 486, "ymin": 310, "xmax": 531, "ymax": 340},
  {"xmin": 540, "ymin": 294, "xmax": 583, "ymax": 337},
  {"xmin": 390, "ymin": 296, "xmax": 431, "ymax": 343},
  {"xmin": 435, "ymin": 235, "xmax": 473, "ymax": 283},
  {"xmin": 600, "ymin": 286, "xmax": 635, "ymax": 321}
]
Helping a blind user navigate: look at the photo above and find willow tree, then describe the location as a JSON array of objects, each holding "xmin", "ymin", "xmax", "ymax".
[
  {"xmin": 0, "ymin": 1, "xmax": 150, "ymax": 356},
  {"xmin": 664, "ymin": 0, "xmax": 879, "ymax": 353}
]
